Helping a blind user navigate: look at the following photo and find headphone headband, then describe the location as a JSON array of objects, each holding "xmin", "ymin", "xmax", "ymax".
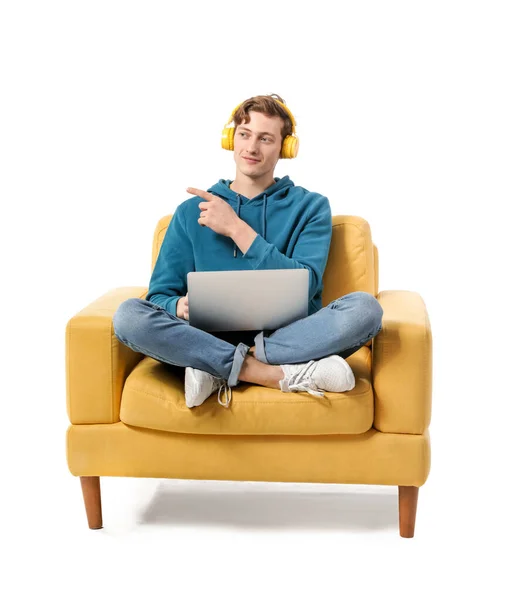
[{"xmin": 224, "ymin": 98, "xmax": 297, "ymax": 135}]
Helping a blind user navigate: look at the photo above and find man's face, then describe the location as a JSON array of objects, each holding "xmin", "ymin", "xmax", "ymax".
[{"xmin": 233, "ymin": 111, "xmax": 285, "ymax": 181}]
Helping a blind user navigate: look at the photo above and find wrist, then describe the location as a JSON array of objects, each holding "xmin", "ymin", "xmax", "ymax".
[
  {"xmin": 229, "ymin": 217, "xmax": 244, "ymax": 239},
  {"xmin": 175, "ymin": 297, "xmax": 184, "ymax": 318}
]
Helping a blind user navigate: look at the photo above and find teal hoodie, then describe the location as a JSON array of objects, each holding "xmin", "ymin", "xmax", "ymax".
[{"xmin": 145, "ymin": 175, "xmax": 333, "ymax": 319}]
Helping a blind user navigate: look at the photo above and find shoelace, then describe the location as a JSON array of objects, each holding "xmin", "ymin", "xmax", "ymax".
[
  {"xmin": 286, "ymin": 360, "xmax": 326, "ymax": 398},
  {"xmin": 217, "ymin": 380, "xmax": 232, "ymax": 408}
]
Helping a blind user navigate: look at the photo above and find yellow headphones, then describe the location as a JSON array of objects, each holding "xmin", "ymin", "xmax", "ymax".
[{"xmin": 221, "ymin": 98, "xmax": 299, "ymax": 159}]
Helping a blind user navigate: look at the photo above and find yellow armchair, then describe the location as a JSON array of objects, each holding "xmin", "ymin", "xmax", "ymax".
[{"xmin": 65, "ymin": 215, "xmax": 432, "ymax": 537}]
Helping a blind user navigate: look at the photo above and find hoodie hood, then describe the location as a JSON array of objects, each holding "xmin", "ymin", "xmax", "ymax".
[{"xmin": 208, "ymin": 175, "xmax": 295, "ymax": 257}]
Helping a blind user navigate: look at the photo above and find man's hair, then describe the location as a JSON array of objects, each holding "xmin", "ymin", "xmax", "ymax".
[{"xmin": 232, "ymin": 94, "xmax": 293, "ymax": 143}]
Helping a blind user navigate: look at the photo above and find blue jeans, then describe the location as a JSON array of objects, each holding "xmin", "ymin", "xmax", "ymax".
[{"xmin": 113, "ymin": 291, "xmax": 383, "ymax": 388}]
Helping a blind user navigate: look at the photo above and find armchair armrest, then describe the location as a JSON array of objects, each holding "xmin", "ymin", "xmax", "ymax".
[
  {"xmin": 372, "ymin": 290, "xmax": 432, "ymax": 434},
  {"xmin": 66, "ymin": 287, "xmax": 148, "ymax": 424}
]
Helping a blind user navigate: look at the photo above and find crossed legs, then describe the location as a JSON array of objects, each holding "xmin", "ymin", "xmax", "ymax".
[{"xmin": 113, "ymin": 292, "xmax": 383, "ymax": 391}]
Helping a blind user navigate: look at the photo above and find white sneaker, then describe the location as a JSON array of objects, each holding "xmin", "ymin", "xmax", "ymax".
[
  {"xmin": 184, "ymin": 367, "xmax": 232, "ymax": 408},
  {"xmin": 279, "ymin": 355, "xmax": 355, "ymax": 397}
]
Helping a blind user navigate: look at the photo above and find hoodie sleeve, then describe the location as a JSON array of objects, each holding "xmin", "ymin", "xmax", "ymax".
[
  {"xmin": 145, "ymin": 203, "xmax": 194, "ymax": 316},
  {"xmin": 242, "ymin": 195, "xmax": 332, "ymax": 302}
]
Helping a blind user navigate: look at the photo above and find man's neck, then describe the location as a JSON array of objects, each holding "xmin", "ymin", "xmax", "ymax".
[{"xmin": 230, "ymin": 174, "xmax": 276, "ymax": 199}]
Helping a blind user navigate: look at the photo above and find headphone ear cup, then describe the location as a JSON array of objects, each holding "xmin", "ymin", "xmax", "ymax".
[
  {"xmin": 221, "ymin": 127, "xmax": 235, "ymax": 151},
  {"xmin": 281, "ymin": 135, "xmax": 299, "ymax": 159}
]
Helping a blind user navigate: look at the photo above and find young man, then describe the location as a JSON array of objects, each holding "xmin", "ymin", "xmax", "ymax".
[{"xmin": 113, "ymin": 94, "xmax": 383, "ymax": 408}]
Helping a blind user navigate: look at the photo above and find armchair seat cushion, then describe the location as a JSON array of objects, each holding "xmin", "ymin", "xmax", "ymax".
[{"xmin": 120, "ymin": 347, "xmax": 374, "ymax": 435}]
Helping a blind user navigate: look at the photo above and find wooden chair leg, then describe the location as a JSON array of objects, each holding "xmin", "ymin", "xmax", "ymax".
[
  {"xmin": 398, "ymin": 485, "xmax": 419, "ymax": 538},
  {"xmin": 80, "ymin": 476, "xmax": 103, "ymax": 529}
]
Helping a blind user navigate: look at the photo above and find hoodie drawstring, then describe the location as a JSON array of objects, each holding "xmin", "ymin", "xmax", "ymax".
[
  {"xmin": 262, "ymin": 192, "xmax": 267, "ymax": 241},
  {"xmin": 233, "ymin": 194, "xmax": 241, "ymax": 257}
]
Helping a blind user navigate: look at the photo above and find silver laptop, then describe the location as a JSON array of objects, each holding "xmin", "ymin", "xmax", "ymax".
[{"xmin": 187, "ymin": 269, "xmax": 309, "ymax": 332}]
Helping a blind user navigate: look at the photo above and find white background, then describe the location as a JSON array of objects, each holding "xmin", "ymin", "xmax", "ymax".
[{"xmin": 1, "ymin": 0, "xmax": 518, "ymax": 597}]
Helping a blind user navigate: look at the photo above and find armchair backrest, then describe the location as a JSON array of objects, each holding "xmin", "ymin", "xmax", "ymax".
[
  {"xmin": 323, "ymin": 215, "xmax": 379, "ymax": 306},
  {"xmin": 150, "ymin": 214, "xmax": 173, "ymax": 273}
]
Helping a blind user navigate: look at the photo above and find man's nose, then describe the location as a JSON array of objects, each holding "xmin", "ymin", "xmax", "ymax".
[{"xmin": 247, "ymin": 137, "xmax": 260, "ymax": 153}]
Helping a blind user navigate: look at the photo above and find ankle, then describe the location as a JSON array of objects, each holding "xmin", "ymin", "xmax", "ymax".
[{"xmin": 238, "ymin": 355, "xmax": 284, "ymax": 389}]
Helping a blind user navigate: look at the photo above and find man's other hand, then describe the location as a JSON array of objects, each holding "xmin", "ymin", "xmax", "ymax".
[{"xmin": 176, "ymin": 293, "xmax": 189, "ymax": 321}]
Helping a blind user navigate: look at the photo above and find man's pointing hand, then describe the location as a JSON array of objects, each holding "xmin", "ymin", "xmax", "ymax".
[{"xmin": 186, "ymin": 187, "xmax": 241, "ymax": 237}]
